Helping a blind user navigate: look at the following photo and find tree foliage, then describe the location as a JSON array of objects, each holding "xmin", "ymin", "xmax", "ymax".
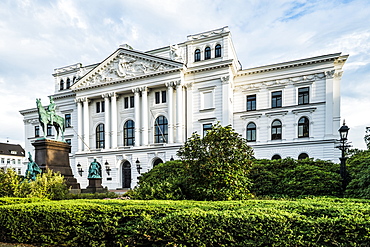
[{"xmin": 177, "ymin": 123, "xmax": 254, "ymax": 200}]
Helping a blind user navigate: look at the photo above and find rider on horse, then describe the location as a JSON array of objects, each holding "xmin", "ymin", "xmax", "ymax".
[{"xmin": 48, "ymin": 96, "xmax": 56, "ymax": 124}]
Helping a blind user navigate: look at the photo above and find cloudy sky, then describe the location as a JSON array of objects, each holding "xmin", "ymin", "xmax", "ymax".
[{"xmin": 0, "ymin": 0, "xmax": 369, "ymax": 149}]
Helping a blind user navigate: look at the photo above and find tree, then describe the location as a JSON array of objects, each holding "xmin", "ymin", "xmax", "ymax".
[
  {"xmin": 345, "ymin": 149, "xmax": 370, "ymax": 198},
  {"xmin": 365, "ymin": 127, "xmax": 370, "ymax": 150},
  {"xmin": 177, "ymin": 123, "xmax": 254, "ymax": 200}
]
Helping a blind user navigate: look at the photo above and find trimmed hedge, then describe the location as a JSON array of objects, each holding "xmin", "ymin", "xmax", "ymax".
[{"xmin": 1, "ymin": 198, "xmax": 370, "ymax": 246}]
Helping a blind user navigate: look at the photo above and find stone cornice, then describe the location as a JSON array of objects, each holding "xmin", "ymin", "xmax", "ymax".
[
  {"xmin": 238, "ymin": 53, "xmax": 343, "ymax": 76},
  {"xmin": 184, "ymin": 59, "xmax": 233, "ymax": 75}
]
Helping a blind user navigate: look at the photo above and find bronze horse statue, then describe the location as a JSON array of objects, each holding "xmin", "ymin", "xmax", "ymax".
[{"xmin": 36, "ymin": 98, "xmax": 65, "ymax": 141}]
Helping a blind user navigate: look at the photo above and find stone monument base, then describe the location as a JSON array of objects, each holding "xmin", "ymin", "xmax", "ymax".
[
  {"xmin": 82, "ymin": 178, "xmax": 107, "ymax": 193},
  {"xmin": 32, "ymin": 138, "xmax": 80, "ymax": 190}
]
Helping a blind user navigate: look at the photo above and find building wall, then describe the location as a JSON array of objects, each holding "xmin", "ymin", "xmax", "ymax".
[{"xmin": 20, "ymin": 27, "xmax": 348, "ymax": 190}]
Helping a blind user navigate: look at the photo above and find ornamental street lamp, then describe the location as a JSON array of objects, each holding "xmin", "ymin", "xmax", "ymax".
[
  {"xmin": 336, "ymin": 121, "xmax": 351, "ymax": 191},
  {"xmin": 105, "ymin": 160, "xmax": 111, "ymax": 176},
  {"xmin": 136, "ymin": 158, "xmax": 142, "ymax": 174},
  {"xmin": 77, "ymin": 162, "xmax": 84, "ymax": 176}
]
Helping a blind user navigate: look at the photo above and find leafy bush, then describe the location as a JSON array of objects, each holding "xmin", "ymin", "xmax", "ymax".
[
  {"xmin": 345, "ymin": 149, "xmax": 370, "ymax": 198},
  {"xmin": 1, "ymin": 198, "xmax": 370, "ymax": 246},
  {"xmin": 250, "ymin": 158, "xmax": 342, "ymax": 197},
  {"xmin": 177, "ymin": 123, "xmax": 254, "ymax": 200},
  {"xmin": 126, "ymin": 160, "xmax": 187, "ymax": 200},
  {"xmin": 0, "ymin": 168, "xmax": 69, "ymax": 200}
]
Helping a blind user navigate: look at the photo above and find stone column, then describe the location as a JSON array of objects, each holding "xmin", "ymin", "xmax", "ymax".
[
  {"xmin": 82, "ymin": 97, "xmax": 90, "ymax": 151},
  {"xmin": 103, "ymin": 93, "xmax": 111, "ymax": 149},
  {"xmin": 166, "ymin": 82, "xmax": 174, "ymax": 144},
  {"xmin": 175, "ymin": 81, "xmax": 183, "ymax": 143},
  {"xmin": 75, "ymin": 98, "xmax": 83, "ymax": 152},
  {"xmin": 221, "ymin": 75, "xmax": 232, "ymax": 126},
  {"xmin": 185, "ymin": 82, "xmax": 193, "ymax": 139},
  {"xmin": 141, "ymin": 87, "xmax": 149, "ymax": 146},
  {"xmin": 110, "ymin": 92, "xmax": 118, "ymax": 149},
  {"xmin": 133, "ymin": 88, "xmax": 141, "ymax": 146}
]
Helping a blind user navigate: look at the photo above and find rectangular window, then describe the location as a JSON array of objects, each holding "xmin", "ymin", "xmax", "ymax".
[
  {"xmin": 47, "ymin": 124, "xmax": 52, "ymax": 136},
  {"xmin": 18, "ymin": 159, "xmax": 21, "ymax": 165},
  {"xmin": 155, "ymin": 92, "xmax": 160, "ymax": 104},
  {"xmin": 35, "ymin": 126, "xmax": 40, "ymax": 137},
  {"xmin": 65, "ymin": 114, "xmax": 71, "ymax": 128},
  {"xmin": 1, "ymin": 158, "xmax": 4, "ymax": 164},
  {"xmin": 96, "ymin": 102, "xmax": 101, "ymax": 113},
  {"xmin": 124, "ymin": 97, "xmax": 129, "ymax": 109},
  {"xmin": 101, "ymin": 101, "xmax": 105, "ymax": 112},
  {"xmin": 203, "ymin": 123, "xmax": 213, "ymax": 137},
  {"xmin": 130, "ymin": 96, "xmax": 134, "ymax": 108},
  {"xmin": 298, "ymin": 87, "xmax": 309, "ymax": 105},
  {"xmin": 161, "ymin": 91, "xmax": 167, "ymax": 103},
  {"xmin": 18, "ymin": 168, "xmax": 21, "ymax": 175},
  {"xmin": 247, "ymin": 95, "xmax": 256, "ymax": 111},
  {"xmin": 271, "ymin": 91, "xmax": 282, "ymax": 108}
]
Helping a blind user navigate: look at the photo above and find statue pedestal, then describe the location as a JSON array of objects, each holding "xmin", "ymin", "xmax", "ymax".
[
  {"xmin": 83, "ymin": 178, "xmax": 107, "ymax": 193},
  {"xmin": 32, "ymin": 139, "xmax": 80, "ymax": 190}
]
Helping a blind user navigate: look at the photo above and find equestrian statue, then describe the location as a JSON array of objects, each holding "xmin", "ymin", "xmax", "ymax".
[{"xmin": 36, "ymin": 96, "xmax": 65, "ymax": 141}]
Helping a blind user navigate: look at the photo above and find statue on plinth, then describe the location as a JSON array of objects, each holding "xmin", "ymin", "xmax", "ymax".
[
  {"xmin": 36, "ymin": 96, "xmax": 65, "ymax": 141},
  {"xmin": 25, "ymin": 152, "xmax": 42, "ymax": 181}
]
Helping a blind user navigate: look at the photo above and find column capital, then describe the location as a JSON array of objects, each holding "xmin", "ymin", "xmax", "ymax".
[
  {"xmin": 221, "ymin": 76, "xmax": 230, "ymax": 84},
  {"xmin": 139, "ymin": 86, "xmax": 149, "ymax": 92},
  {"xmin": 184, "ymin": 82, "xmax": 193, "ymax": 89},
  {"xmin": 108, "ymin": 92, "xmax": 118, "ymax": 98},
  {"xmin": 325, "ymin": 70, "xmax": 335, "ymax": 79},
  {"xmin": 102, "ymin": 93, "xmax": 110, "ymax": 98},
  {"xmin": 132, "ymin": 87, "xmax": 141, "ymax": 94}
]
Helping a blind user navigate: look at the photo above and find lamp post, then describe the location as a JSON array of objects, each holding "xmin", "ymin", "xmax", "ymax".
[
  {"xmin": 77, "ymin": 162, "xmax": 84, "ymax": 176},
  {"xmin": 105, "ymin": 160, "xmax": 111, "ymax": 176},
  {"xmin": 136, "ymin": 158, "xmax": 142, "ymax": 174},
  {"xmin": 336, "ymin": 121, "xmax": 351, "ymax": 191}
]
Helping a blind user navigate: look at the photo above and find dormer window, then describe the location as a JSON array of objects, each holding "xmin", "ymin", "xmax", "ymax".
[
  {"xmin": 60, "ymin": 80, "xmax": 64, "ymax": 90},
  {"xmin": 215, "ymin": 44, "xmax": 221, "ymax": 57},
  {"xmin": 205, "ymin": 47, "xmax": 211, "ymax": 60},
  {"xmin": 194, "ymin": 49, "xmax": 201, "ymax": 62}
]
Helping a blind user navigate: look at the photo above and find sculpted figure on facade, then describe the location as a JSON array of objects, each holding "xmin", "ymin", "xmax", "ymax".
[{"xmin": 170, "ymin": 44, "xmax": 184, "ymax": 62}]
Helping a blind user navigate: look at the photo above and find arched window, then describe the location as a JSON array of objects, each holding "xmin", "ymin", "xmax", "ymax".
[
  {"xmin": 194, "ymin": 49, "xmax": 201, "ymax": 62},
  {"xmin": 272, "ymin": 154, "xmax": 282, "ymax": 160},
  {"xmin": 154, "ymin": 116, "xmax": 168, "ymax": 143},
  {"xmin": 153, "ymin": 158, "xmax": 163, "ymax": 167},
  {"xmin": 73, "ymin": 77, "xmax": 77, "ymax": 84},
  {"xmin": 60, "ymin": 80, "xmax": 64, "ymax": 90},
  {"xmin": 122, "ymin": 161, "xmax": 131, "ymax": 188},
  {"xmin": 66, "ymin": 78, "xmax": 71, "ymax": 89},
  {"xmin": 298, "ymin": 153, "xmax": 309, "ymax": 160},
  {"xmin": 271, "ymin": 120, "xmax": 282, "ymax": 140},
  {"xmin": 123, "ymin": 120, "xmax": 135, "ymax": 146},
  {"xmin": 205, "ymin": 47, "xmax": 211, "ymax": 60},
  {"xmin": 96, "ymin": 124, "xmax": 105, "ymax": 149},
  {"xmin": 298, "ymin": 117, "xmax": 309, "ymax": 138},
  {"xmin": 246, "ymin": 122, "xmax": 256, "ymax": 142},
  {"xmin": 215, "ymin": 44, "xmax": 221, "ymax": 57}
]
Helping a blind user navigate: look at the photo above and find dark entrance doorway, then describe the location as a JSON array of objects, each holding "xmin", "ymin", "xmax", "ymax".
[
  {"xmin": 153, "ymin": 158, "xmax": 164, "ymax": 168},
  {"xmin": 122, "ymin": 161, "xmax": 131, "ymax": 188}
]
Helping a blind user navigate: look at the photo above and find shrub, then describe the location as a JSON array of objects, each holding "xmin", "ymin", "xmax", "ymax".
[
  {"xmin": 250, "ymin": 158, "xmax": 342, "ymax": 197},
  {"xmin": 345, "ymin": 149, "xmax": 370, "ymax": 198},
  {"xmin": 1, "ymin": 198, "xmax": 370, "ymax": 246},
  {"xmin": 126, "ymin": 160, "xmax": 187, "ymax": 200},
  {"xmin": 0, "ymin": 168, "xmax": 22, "ymax": 197}
]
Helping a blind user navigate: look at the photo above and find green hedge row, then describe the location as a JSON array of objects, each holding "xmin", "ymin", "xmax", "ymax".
[{"xmin": 1, "ymin": 198, "xmax": 370, "ymax": 246}]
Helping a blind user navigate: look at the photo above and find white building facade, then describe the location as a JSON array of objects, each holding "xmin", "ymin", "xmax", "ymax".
[
  {"xmin": 0, "ymin": 142, "xmax": 26, "ymax": 175},
  {"xmin": 20, "ymin": 27, "xmax": 348, "ymax": 189}
]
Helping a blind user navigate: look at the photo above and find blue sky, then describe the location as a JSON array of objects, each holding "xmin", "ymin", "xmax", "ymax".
[{"xmin": 0, "ymin": 0, "xmax": 369, "ymax": 149}]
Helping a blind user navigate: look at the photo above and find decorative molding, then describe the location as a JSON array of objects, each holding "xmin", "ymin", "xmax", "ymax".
[
  {"xmin": 265, "ymin": 111, "xmax": 289, "ymax": 117},
  {"xmin": 292, "ymin": 107, "xmax": 317, "ymax": 114},
  {"xmin": 240, "ymin": 114, "xmax": 263, "ymax": 120},
  {"xmin": 221, "ymin": 76, "xmax": 230, "ymax": 84},
  {"xmin": 325, "ymin": 70, "xmax": 335, "ymax": 79},
  {"xmin": 187, "ymin": 26, "xmax": 229, "ymax": 40}
]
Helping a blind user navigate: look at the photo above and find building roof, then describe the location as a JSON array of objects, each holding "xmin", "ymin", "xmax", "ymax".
[{"xmin": 0, "ymin": 142, "xmax": 25, "ymax": 157}]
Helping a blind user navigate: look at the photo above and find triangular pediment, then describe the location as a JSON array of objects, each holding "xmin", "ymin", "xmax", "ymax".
[{"xmin": 71, "ymin": 48, "xmax": 183, "ymax": 90}]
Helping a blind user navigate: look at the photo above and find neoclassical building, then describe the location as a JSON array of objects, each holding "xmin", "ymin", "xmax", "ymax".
[{"xmin": 20, "ymin": 26, "xmax": 348, "ymax": 189}]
